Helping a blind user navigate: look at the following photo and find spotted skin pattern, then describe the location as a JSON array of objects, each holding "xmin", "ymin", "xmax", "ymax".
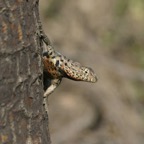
[{"xmin": 43, "ymin": 44, "xmax": 98, "ymax": 97}]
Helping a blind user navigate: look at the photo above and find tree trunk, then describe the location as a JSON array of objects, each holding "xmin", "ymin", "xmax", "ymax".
[{"xmin": 0, "ymin": 0, "xmax": 51, "ymax": 143}]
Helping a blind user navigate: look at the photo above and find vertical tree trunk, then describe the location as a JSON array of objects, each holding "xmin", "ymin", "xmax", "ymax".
[{"xmin": 0, "ymin": 0, "xmax": 51, "ymax": 143}]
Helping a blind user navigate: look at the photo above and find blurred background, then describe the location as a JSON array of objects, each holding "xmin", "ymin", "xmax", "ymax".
[{"xmin": 40, "ymin": 0, "xmax": 144, "ymax": 144}]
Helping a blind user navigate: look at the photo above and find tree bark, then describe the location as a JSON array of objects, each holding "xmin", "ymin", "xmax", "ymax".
[{"xmin": 0, "ymin": 0, "xmax": 51, "ymax": 143}]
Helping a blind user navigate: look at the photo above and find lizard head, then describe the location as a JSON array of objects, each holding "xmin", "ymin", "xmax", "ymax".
[
  {"xmin": 62, "ymin": 62, "xmax": 98, "ymax": 83},
  {"xmin": 82, "ymin": 67, "xmax": 98, "ymax": 83}
]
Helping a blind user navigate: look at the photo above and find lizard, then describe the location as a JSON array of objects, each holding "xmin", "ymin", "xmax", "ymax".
[
  {"xmin": 37, "ymin": 28, "xmax": 98, "ymax": 111},
  {"xmin": 42, "ymin": 36, "xmax": 98, "ymax": 98}
]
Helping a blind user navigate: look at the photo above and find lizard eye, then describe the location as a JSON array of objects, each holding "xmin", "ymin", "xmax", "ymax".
[{"xmin": 84, "ymin": 69, "xmax": 89, "ymax": 74}]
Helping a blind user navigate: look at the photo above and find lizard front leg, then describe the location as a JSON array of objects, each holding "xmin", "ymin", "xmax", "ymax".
[
  {"xmin": 43, "ymin": 78, "xmax": 62, "ymax": 112},
  {"xmin": 44, "ymin": 78, "xmax": 62, "ymax": 97}
]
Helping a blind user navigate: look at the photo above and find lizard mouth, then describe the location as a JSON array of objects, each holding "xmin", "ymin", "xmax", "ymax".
[
  {"xmin": 91, "ymin": 75, "xmax": 98, "ymax": 83},
  {"xmin": 87, "ymin": 67, "xmax": 98, "ymax": 83}
]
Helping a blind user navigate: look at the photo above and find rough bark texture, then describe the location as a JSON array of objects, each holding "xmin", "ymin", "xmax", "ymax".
[{"xmin": 0, "ymin": 0, "xmax": 51, "ymax": 143}]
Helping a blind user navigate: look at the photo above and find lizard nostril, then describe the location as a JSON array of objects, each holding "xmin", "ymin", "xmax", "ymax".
[{"xmin": 88, "ymin": 67, "xmax": 94, "ymax": 73}]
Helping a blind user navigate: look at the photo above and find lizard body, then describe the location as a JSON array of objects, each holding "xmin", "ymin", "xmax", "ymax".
[{"xmin": 43, "ymin": 44, "xmax": 97, "ymax": 82}]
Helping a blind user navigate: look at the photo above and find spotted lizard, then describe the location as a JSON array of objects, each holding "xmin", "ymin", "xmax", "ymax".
[
  {"xmin": 37, "ymin": 28, "xmax": 98, "ymax": 112},
  {"xmin": 42, "ymin": 36, "xmax": 98, "ymax": 98}
]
